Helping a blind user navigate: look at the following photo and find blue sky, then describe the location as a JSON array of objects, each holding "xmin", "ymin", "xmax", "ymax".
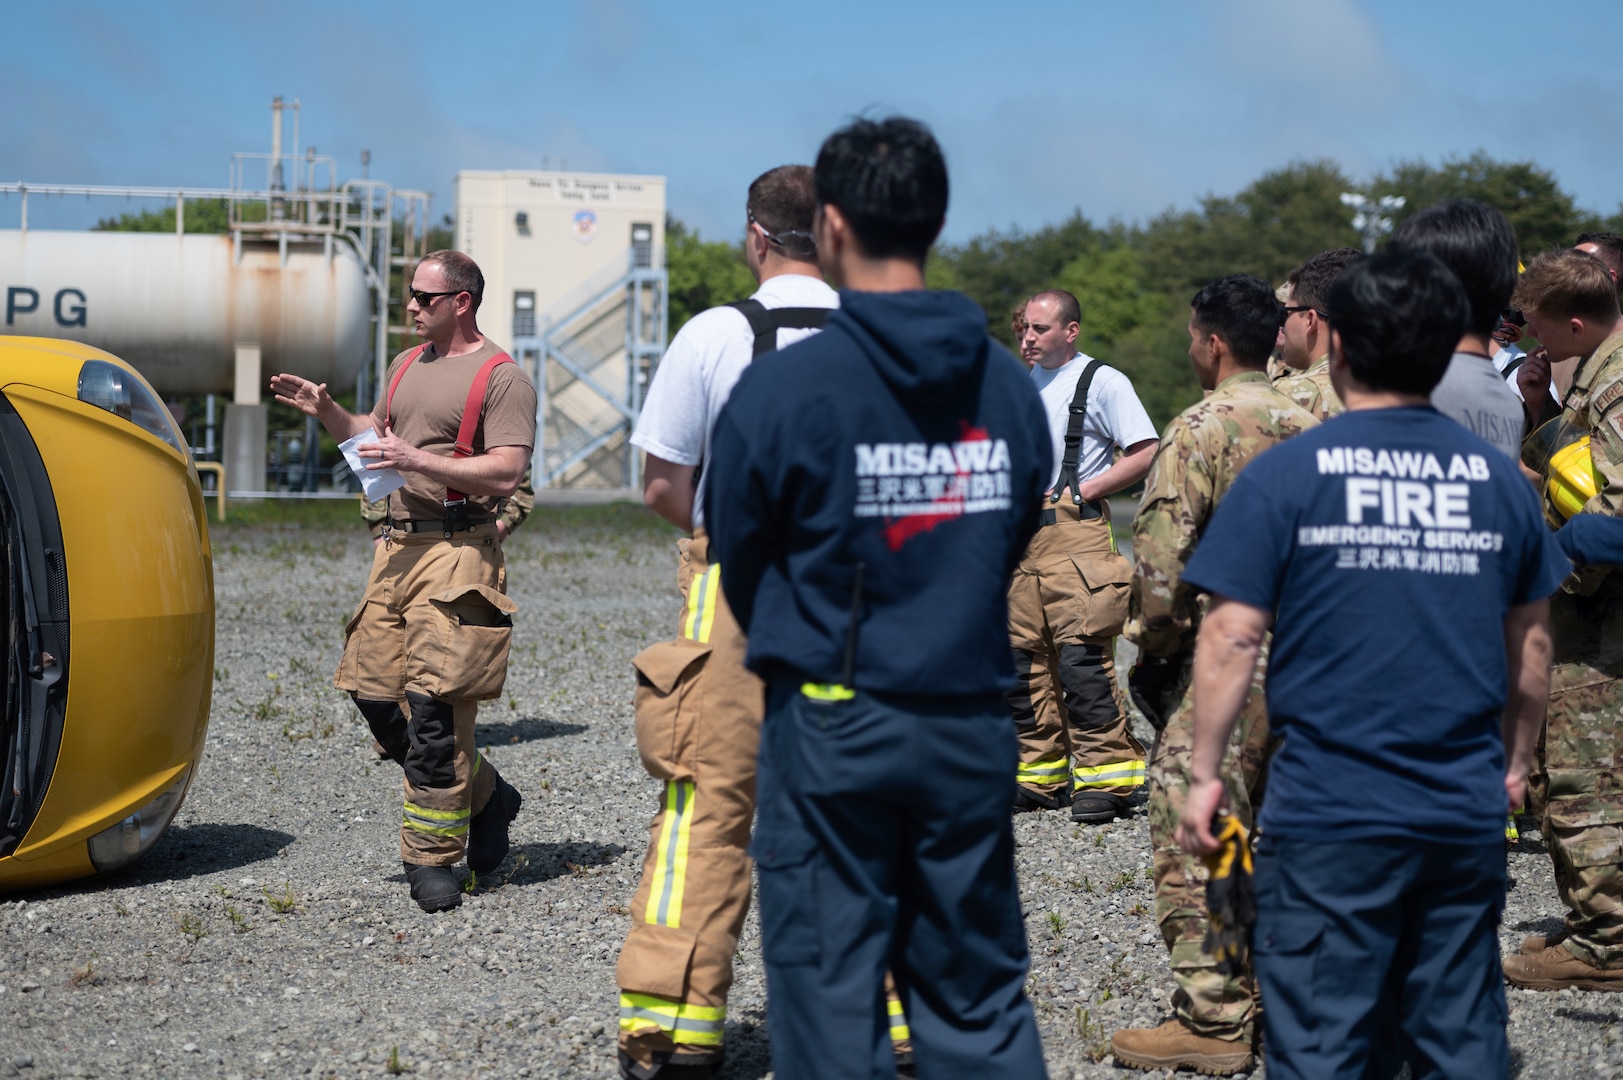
[{"xmin": 7, "ymin": 0, "xmax": 1622, "ymax": 244}]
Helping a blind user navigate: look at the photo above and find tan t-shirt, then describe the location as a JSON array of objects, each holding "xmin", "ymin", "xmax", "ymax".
[{"xmin": 369, "ymin": 339, "xmax": 538, "ymax": 521}]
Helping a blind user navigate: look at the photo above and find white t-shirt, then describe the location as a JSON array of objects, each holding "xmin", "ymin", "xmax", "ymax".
[
  {"xmin": 1030, "ymin": 352, "xmax": 1157, "ymax": 492},
  {"xmin": 632, "ymin": 273, "xmax": 839, "ymax": 528}
]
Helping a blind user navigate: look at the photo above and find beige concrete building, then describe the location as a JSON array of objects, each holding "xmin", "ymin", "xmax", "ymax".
[{"xmin": 456, "ymin": 170, "xmax": 667, "ymax": 489}]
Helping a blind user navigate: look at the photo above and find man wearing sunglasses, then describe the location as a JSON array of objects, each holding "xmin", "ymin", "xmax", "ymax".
[
  {"xmin": 616, "ymin": 165, "xmax": 838, "ymax": 1080},
  {"xmin": 270, "ymin": 249, "xmax": 537, "ymax": 914},
  {"xmin": 1276, "ymin": 247, "xmax": 1362, "ymax": 422}
]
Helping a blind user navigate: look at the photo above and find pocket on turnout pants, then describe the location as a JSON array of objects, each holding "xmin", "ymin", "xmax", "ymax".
[
  {"xmin": 631, "ymin": 638, "xmax": 712, "ymax": 781},
  {"xmin": 1069, "ymin": 553, "xmax": 1132, "ymax": 638},
  {"xmin": 404, "ymin": 583, "xmax": 517, "ymax": 701}
]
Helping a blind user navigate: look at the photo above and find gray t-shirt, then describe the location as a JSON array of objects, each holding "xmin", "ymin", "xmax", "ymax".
[{"xmin": 1430, "ymin": 351, "xmax": 1524, "ymax": 460}]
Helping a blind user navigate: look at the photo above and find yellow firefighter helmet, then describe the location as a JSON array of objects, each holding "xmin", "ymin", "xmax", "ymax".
[{"xmin": 1524, "ymin": 417, "xmax": 1599, "ymax": 525}]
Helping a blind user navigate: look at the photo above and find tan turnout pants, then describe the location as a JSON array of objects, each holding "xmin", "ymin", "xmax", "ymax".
[
  {"xmin": 335, "ymin": 523, "xmax": 511, "ymax": 866},
  {"xmin": 616, "ymin": 534, "xmax": 915, "ymax": 1071},
  {"xmin": 617, "ymin": 532, "xmax": 764, "ymax": 1067},
  {"xmin": 1006, "ymin": 501, "xmax": 1146, "ymax": 801}
]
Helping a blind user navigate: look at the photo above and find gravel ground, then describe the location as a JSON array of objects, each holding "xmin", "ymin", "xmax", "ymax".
[{"xmin": 0, "ymin": 502, "xmax": 1617, "ymax": 1079}]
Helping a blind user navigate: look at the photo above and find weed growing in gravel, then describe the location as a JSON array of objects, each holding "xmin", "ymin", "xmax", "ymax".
[
  {"xmin": 223, "ymin": 905, "xmax": 252, "ymax": 933},
  {"xmin": 463, "ymin": 872, "xmax": 478, "ymax": 895},
  {"xmin": 111, "ymin": 901, "xmax": 129, "ymax": 917},
  {"xmin": 386, "ymin": 1045, "xmax": 408, "ymax": 1074},
  {"xmin": 264, "ymin": 883, "xmax": 298, "ymax": 914},
  {"xmin": 498, "ymin": 855, "xmax": 530, "ymax": 890},
  {"xmin": 1107, "ymin": 871, "xmax": 1138, "ymax": 893},
  {"xmin": 177, "ymin": 913, "xmax": 210, "ymax": 946},
  {"xmin": 214, "ymin": 666, "xmax": 229, "ymax": 682},
  {"xmin": 68, "ymin": 956, "xmax": 99, "ymax": 988},
  {"xmin": 1075, "ymin": 1007, "xmax": 1108, "ymax": 1062},
  {"xmin": 1093, "ymin": 832, "xmax": 1106, "ymax": 849},
  {"xmin": 249, "ymin": 685, "xmax": 284, "ymax": 724},
  {"xmin": 1097, "ymin": 954, "xmax": 1149, "ymax": 1003},
  {"xmin": 1046, "ymin": 911, "xmax": 1066, "ymax": 940},
  {"xmin": 605, "ymin": 901, "xmax": 631, "ymax": 916},
  {"xmin": 1128, "ymin": 902, "xmax": 1150, "ymax": 918},
  {"xmin": 282, "ymin": 716, "xmax": 335, "ymax": 742}
]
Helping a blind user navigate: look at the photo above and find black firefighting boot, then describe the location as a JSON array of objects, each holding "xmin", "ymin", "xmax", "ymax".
[
  {"xmin": 403, "ymin": 862, "xmax": 463, "ymax": 913},
  {"xmin": 618, "ymin": 1048, "xmax": 724, "ymax": 1079},
  {"xmin": 467, "ymin": 774, "xmax": 523, "ymax": 875}
]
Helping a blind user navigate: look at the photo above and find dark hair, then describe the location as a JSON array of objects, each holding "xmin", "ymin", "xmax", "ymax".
[
  {"xmin": 814, "ymin": 116, "xmax": 948, "ymax": 262},
  {"xmin": 1387, "ymin": 199, "xmax": 1517, "ymax": 339},
  {"xmin": 1190, "ymin": 275, "xmax": 1283, "ymax": 368},
  {"xmin": 1286, "ymin": 247, "xmax": 1364, "ymax": 312},
  {"xmin": 1029, "ymin": 289, "xmax": 1081, "ymax": 328},
  {"xmin": 420, "ymin": 249, "xmax": 485, "ymax": 313},
  {"xmin": 1326, "ymin": 249, "xmax": 1467, "ymax": 396},
  {"xmin": 1575, "ymin": 231, "xmax": 1623, "ymax": 286},
  {"xmin": 747, "ymin": 165, "xmax": 818, "ymax": 261}
]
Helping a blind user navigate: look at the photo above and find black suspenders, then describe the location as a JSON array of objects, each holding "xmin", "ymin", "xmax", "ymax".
[
  {"xmin": 1050, "ymin": 358, "xmax": 1106, "ymax": 508},
  {"xmin": 726, "ymin": 299, "xmax": 832, "ymax": 357}
]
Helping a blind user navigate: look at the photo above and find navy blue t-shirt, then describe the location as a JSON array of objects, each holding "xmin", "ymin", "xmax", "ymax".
[{"xmin": 1182, "ymin": 406, "xmax": 1569, "ymax": 843}]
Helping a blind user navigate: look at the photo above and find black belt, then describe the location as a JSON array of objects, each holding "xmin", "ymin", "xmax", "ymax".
[
  {"xmin": 387, "ymin": 517, "xmax": 495, "ymax": 536},
  {"xmin": 1039, "ymin": 500, "xmax": 1104, "ymax": 527}
]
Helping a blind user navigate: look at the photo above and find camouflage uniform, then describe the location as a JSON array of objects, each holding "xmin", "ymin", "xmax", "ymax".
[
  {"xmin": 1125, "ymin": 371, "xmax": 1318, "ymax": 1041},
  {"xmin": 1533, "ymin": 330, "xmax": 1623, "ymax": 969},
  {"xmin": 364, "ymin": 471, "xmax": 536, "ymax": 540},
  {"xmin": 1276, "ymin": 355, "xmax": 1344, "ymax": 423}
]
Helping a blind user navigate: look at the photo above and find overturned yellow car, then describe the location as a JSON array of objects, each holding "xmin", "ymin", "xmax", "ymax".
[{"xmin": 0, "ymin": 337, "xmax": 213, "ymax": 890}]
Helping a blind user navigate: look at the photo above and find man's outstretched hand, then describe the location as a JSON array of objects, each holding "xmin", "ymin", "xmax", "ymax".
[{"xmin": 270, "ymin": 374, "xmax": 337, "ymax": 419}]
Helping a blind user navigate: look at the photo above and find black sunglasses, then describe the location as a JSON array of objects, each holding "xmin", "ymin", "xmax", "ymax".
[
  {"xmin": 1282, "ymin": 305, "xmax": 1328, "ymax": 320},
  {"xmin": 747, "ymin": 209, "xmax": 816, "ymax": 249},
  {"xmin": 409, "ymin": 288, "xmax": 463, "ymax": 307}
]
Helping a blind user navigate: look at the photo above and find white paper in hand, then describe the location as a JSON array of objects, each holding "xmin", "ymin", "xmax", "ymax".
[{"xmin": 339, "ymin": 429, "xmax": 407, "ymax": 502}]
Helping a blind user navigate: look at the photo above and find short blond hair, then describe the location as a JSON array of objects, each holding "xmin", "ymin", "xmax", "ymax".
[{"xmin": 1514, "ymin": 249, "xmax": 1618, "ymax": 325}]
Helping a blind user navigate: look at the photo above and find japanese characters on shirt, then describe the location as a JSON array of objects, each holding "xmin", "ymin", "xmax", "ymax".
[{"xmin": 1301, "ymin": 445, "xmax": 1497, "ymax": 576}]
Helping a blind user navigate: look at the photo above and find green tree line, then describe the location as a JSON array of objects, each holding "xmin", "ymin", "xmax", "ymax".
[{"xmin": 668, "ymin": 152, "xmax": 1623, "ymax": 428}]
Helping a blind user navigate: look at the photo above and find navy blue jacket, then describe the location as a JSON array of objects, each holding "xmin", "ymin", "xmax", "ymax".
[
  {"xmin": 705, "ymin": 288, "xmax": 1050, "ymax": 696},
  {"xmin": 1558, "ymin": 512, "xmax": 1623, "ymax": 567}
]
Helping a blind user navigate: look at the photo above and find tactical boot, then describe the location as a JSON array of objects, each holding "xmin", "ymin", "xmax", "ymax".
[
  {"xmin": 1521, "ymin": 929, "xmax": 1570, "ymax": 955},
  {"xmin": 404, "ymin": 862, "xmax": 463, "ymax": 913},
  {"xmin": 1111, "ymin": 1019, "xmax": 1255, "ymax": 1075},
  {"xmin": 467, "ymin": 775, "xmax": 523, "ymax": 874},
  {"xmin": 1503, "ymin": 943, "xmax": 1623, "ymax": 991},
  {"xmin": 1072, "ymin": 791, "xmax": 1129, "ymax": 825}
]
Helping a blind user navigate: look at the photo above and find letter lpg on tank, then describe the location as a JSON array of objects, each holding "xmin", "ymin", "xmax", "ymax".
[{"xmin": 6, "ymin": 286, "xmax": 87, "ymax": 327}]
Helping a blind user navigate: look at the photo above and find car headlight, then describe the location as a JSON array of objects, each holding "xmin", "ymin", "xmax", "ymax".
[
  {"xmin": 86, "ymin": 767, "xmax": 192, "ymax": 873},
  {"xmin": 77, "ymin": 360, "xmax": 185, "ymax": 454}
]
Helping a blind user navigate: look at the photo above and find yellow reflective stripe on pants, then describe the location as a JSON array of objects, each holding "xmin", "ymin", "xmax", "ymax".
[
  {"xmin": 618, "ymin": 992, "xmax": 725, "ymax": 1046},
  {"xmin": 684, "ymin": 566, "xmax": 721, "ymax": 644},
  {"xmin": 1072, "ymin": 759, "xmax": 1146, "ymax": 790},
  {"xmin": 649, "ymin": 780, "xmax": 695, "ymax": 928},
  {"xmin": 887, "ymin": 995, "xmax": 911, "ymax": 1042},
  {"xmin": 402, "ymin": 801, "xmax": 470, "ymax": 838},
  {"xmin": 1017, "ymin": 757, "xmax": 1068, "ymax": 785},
  {"xmin": 801, "ymin": 682, "xmax": 854, "ymax": 702}
]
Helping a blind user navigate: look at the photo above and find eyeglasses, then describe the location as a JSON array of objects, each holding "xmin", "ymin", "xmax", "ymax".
[
  {"xmin": 409, "ymin": 288, "xmax": 462, "ymax": 307},
  {"xmin": 748, "ymin": 209, "xmax": 816, "ymax": 250},
  {"xmin": 1282, "ymin": 305, "xmax": 1328, "ymax": 320}
]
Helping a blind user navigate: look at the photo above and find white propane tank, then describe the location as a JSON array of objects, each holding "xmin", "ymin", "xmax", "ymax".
[{"xmin": 0, "ymin": 230, "xmax": 371, "ymax": 395}]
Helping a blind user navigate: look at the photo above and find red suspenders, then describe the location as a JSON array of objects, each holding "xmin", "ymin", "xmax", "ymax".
[{"xmin": 385, "ymin": 345, "xmax": 517, "ymax": 508}]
